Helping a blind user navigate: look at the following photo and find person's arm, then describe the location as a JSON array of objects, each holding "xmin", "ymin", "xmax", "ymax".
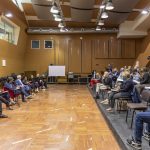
[{"xmin": 4, "ymin": 83, "xmax": 14, "ymax": 91}]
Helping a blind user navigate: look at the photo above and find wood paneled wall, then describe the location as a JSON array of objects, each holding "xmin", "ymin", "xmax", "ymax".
[
  {"xmin": 24, "ymin": 34, "xmax": 140, "ymax": 74},
  {"xmin": 136, "ymin": 30, "xmax": 150, "ymax": 67},
  {"xmin": 0, "ymin": 14, "xmax": 27, "ymax": 76}
]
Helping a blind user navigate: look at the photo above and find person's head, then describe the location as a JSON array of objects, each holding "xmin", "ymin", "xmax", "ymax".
[
  {"xmin": 122, "ymin": 71, "xmax": 130, "ymax": 80},
  {"xmin": 36, "ymin": 74, "xmax": 40, "ymax": 77},
  {"xmin": 7, "ymin": 77, "xmax": 14, "ymax": 83},
  {"xmin": 17, "ymin": 75, "xmax": 21, "ymax": 79},
  {"xmin": 96, "ymin": 73, "xmax": 100, "ymax": 78},
  {"xmin": 24, "ymin": 76, "xmax": 27, "ymax": 80},
  {"xmin": 31, "ymin": 75, "xmax": 34, "ymax": 78},
  {"xmin": 103, "ymin": 71, "xmax": 109, "ymax": 78},
  {"xmin": 132, "ymin": 69, "xmax": 138, "ymax": 75},
  {"xmin": 113, "ymin": 68, "xmax": 118, "ymax": 72},
  {"xmin": 120, "ymin": 68, "xmax": 124, "ymax": 72}
]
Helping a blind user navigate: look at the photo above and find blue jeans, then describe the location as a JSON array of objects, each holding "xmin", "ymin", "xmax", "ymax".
[
  {"xmin": 1, "ymin": 92, "xmax": 10, "ymax": 102},
  {"xmin": 134, "ymin": 110, "xmax": 150, "ymax": 142}
]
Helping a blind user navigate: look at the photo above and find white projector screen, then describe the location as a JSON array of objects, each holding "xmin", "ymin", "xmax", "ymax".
[{"xmin": 48, "ymin": 66, "xmax": 65, "ymax": 76}]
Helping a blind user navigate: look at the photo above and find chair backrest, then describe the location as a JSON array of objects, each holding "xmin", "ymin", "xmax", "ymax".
[{"xmin": 68, "ymin": 72, "xmax": 74, "ymax": 78}]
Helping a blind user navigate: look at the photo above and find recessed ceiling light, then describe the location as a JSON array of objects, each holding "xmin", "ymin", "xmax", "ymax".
[
  {"xmin": 50, "ymin": 5, "xmax": 59, "ymax": 14},
  {"xmin": 96, "ymin": 26, "xmax": 101, "ymax": 31},
  {"xmin": 55, "ymin": 16, "xmax": 62, "ymax": 21},
  {"xmin": 58, "ymin": 22, "xmax": 65, "ymax": 28},
  {"xmin": 101, "ymin": 11, "xmax": 108, "ymax": 19},
  {"xmin": 60, "ymin": 27, "xmax": 66, "ymax": 32},
  {"xmin": 98, "ymin": 20, "xmax": 104, "ymax": 26},
  {"xmin": 141, "ymin": 10, "xmax": 149, "ymax": 15},
  {"xmin": 106, "ymin": 0, "xmax": 114, "ymax": 10},
  {"xmin": 5, "ymin": 13, "xmax": 13, "ymax": 18},
  {"xmin": 100, "ymin": 4, "xmax": 105, "ymax": 9}
]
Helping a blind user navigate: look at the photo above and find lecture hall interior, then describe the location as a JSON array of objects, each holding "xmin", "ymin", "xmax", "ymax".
[{"xmin": 0, "ymin": 0, "xmax": 150, "ymax": 150}]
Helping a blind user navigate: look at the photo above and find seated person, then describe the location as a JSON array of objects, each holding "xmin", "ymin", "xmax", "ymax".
[
  {"xmin": 131, "ymin": 69, "xmax": 141, "ymax": 83},
  {"xmin": 102, "ymin": 71, "xmax": 112, "ymax": 88},
  {"xmin": 41, "ymin": 74, "xmax": 48, "ymax": 89},
  {"xmin": 0, "ymin": 100, "xmax": 8, "ymax": 118},
  {"xmin": 90, "ymin": 72, "xmax": 101, "ymax": 88},
  {"xmin": 106, "ymin": 71, "xmax": 134, "ymax": 112},
  {"xmin": 111, "ymin": 68, "xmax": 119, "ymax": 87},
  {"xmin": 35, "ymin": 74, "xmax": 45, "ymax": 89},
  {"xmin": 127, "ymin": 110, "xmax": 150, "ymax": 150},
  {"xmin": 140, "ymin": 67, "xmax": 150, "ymax": 85},
  {"xmin": 21, "ymin": 76, "xmax": 32, "ymax": 94},
  {"xmin": 95, "ymin": 71, "xmax": 112, "ymax": 99},
  {"xmin": 29, "ymin": 75, "xmax": 39, "ymax": 93},
  {"xmin": 106, "ymin": 64, "xmax": 113, "ymax": 72},
  {"xmin": 133, "ymin": 67, "xmax": 150, "ymax": 102},
  {"xmin": 117, "ymin": 68, "xmax": 125, "ymax": 82},
  {"xmin": 4, "ymin": 77, "xmax": 26, "ymax": 102},
  {"xmin": 15, "ymin": 75, "xmax": 32, "ymax": 101}
]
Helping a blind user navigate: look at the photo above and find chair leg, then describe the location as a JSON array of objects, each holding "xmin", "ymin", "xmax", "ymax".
[
  {"xmin": 119, "ymin": 100, "xmax": 122, "ymax": 113},
  {"xmin": 15, "ymin": 96, "xmax": 20, "ymax": 107},
  {"xmin": 126, "ymin": 108, "xmax": 129, "ymax": 122},
  {"xmin": 131, "ymin": 110, "xmax": 135, "ymax": 129}
]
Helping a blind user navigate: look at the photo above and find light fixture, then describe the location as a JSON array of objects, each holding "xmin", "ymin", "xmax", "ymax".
[
  {"xmin": 55, "ymin": 16, "xmax": 62, "ymax": 21},
  {"xmin": 106, "ymin": 0, "xmax": 114, "ymax": 10},
  {"xmin": 101, "ymin": 11, "xmax": 108, "ymax": 19},
  {"xmin": 96, "ymin": 26, "xmax": 101, "ymax": 31},
  {"xmin": 100, "ymin": 4, "xmax": 105, "ymax": 9},
  {"xmin": 60, "ymin": 27, "xmax": 66, "ymax": 32},
  {"xmin": 5, "ymin": 13, "xmax": 13, "ymax": 18},
  {"xmin": 53, "ymin": 13, "xmax": 58, "ymax": 18},
  {"xmin": 141, "ymin": 9, "xmax": 149, "ymax": 15},
  {"xmin": 58, "ymin": 22, "xmax": 64, "ymax": 28},
  {"xmin": 50, "ymin": 4, "xmax": 59, "ymax": 14},
  {"xmin": 98, "ymin": 20, "xmax": 104, "ymax": 26}
]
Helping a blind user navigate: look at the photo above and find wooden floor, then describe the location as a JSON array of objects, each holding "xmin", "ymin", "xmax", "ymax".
[{"xmin": 0, "ymin": 85, "xmax": 121, "ymax": 150}]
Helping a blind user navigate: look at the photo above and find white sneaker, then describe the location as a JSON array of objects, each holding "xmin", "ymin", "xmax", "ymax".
[{"xmin": 100, "ymin": 99, "xmax": 108, "ymax": 104}]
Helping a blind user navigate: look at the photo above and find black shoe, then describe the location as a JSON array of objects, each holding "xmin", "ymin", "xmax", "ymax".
[
  {"xmin": 22, "ymin": 100, "xmax": 27, "ymax": 102},
  {"xmin": 95, "ymin": 95, "xmax": 100, "ymax": 99},
  {"xmin": 143, "ymin": 132, "xmax": 150, "ymax": 141},
  {"xmin": 127, "ymin": 138, "xmax": 142, "ymax": 150},
  {"xmin": 0, "ymin": 114, "xmax": 8, "ymax": 118}
]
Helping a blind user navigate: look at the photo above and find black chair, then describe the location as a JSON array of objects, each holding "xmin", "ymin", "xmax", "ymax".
[{"xmin": 126, "ymin": 103, "xmax": 147, "ymax": 128}]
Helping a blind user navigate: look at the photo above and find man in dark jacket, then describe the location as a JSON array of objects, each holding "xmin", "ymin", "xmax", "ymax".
[
  {"xmin": 133, "ymin": 67, "xmax": 150, "ymax": 103},
  {"xmin": 107, "ymin": 72, "xmax": 134, "ymax": 112}
]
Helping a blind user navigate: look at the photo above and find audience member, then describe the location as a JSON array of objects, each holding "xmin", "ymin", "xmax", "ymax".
[
  {"xmin": 127, "ymin": 110, "xmax": 150, "ymax": 150},
  {"xmin": 106, "ymin": 71, "xmax": 134, "ymax": 112}
]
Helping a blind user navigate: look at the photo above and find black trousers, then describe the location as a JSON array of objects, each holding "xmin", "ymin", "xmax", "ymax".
[
  {"xmin": 0, "ymin": 96, "xmax": 9, "ymax": 107},
  {"xmin": 109, "ymin": 91, "xmax": 131, "ymax": 108}
]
